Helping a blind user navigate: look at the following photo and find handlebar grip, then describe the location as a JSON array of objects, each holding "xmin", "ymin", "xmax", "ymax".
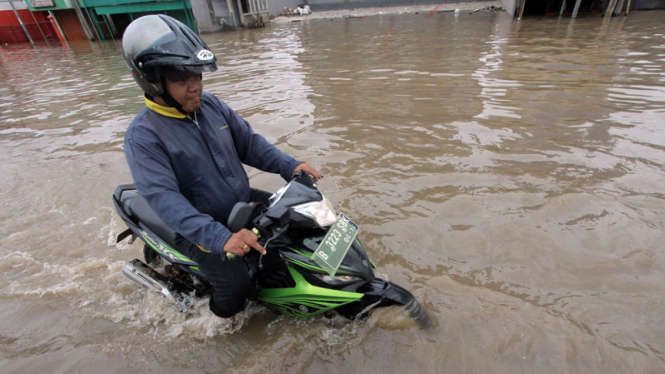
[{"xmin": 225, "ymin": 228, "xmax": 262, "ymax": 260}]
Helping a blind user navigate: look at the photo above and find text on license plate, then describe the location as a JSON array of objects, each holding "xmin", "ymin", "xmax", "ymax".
[{"xmin": 312, "ymin": 214, "xmax": 358, "ymax": 276}]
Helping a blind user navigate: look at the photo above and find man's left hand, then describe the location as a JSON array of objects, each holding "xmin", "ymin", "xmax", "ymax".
[{"xmin": 293, "ymin": 163, "xmax": 322, "ymax": 181}]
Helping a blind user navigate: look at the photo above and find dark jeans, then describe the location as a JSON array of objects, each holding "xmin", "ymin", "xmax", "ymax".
[{"xmin": 175, "ymin": 188, "xmax": 272, "ymax": 318}]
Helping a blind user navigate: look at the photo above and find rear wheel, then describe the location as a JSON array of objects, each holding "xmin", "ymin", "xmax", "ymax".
[{"xmin": 143, "ymin": 244, "xmax": 162, "ymax": 266}]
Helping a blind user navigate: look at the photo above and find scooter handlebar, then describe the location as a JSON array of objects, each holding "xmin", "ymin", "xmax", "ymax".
[{"xmin": 224, "ymin": 227, "xmax": 261, "ymax": 260}]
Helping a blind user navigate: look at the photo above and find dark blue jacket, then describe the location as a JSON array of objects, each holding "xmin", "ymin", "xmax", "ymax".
[{"xmin": 124, "ymin": 92, "xmax": 301, "ymax": 257}]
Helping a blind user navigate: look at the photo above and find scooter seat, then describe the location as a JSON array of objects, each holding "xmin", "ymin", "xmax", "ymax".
[{"xmin": 123, "ymin": 193, "xmax": 179, "ymax": 250}]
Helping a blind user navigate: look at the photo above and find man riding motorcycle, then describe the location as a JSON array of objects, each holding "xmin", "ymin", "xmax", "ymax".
[{"xmin": 121, "ymin": 14, "xmax": 320, "ymax": 318}]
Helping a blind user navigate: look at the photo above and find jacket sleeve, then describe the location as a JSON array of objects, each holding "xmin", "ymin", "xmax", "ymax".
[
  {"xmin": 215, "ymin": 97, "xmax": 302, "ymax": 181},
  {"xmin": 124, "ymin": 133, "xmax": 231, "ymax": 257}
]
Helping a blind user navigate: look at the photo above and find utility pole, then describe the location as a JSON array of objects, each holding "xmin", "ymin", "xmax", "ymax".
[
  {"xmin": 559, "ymin": 0, "xmax": 567, "ymax": 17},
  {"xmin": 572, "ymin": 0, "xmax": 582, "ymax": 18},
  {"xmin": 7, "ymin": 0, "xmax": 34, "ymax": 45},
  {"xmin": 71, "ymin": 0, "xmax": 96, "ymax": 40},
  {"xmin": 605, "ymin": 0, "xmax": 617, "ymax": 17}
]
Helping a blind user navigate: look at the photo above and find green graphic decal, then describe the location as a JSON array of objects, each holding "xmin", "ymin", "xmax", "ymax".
[
  {"xmin": 141, "ymin": 230, "xmax": 197, "ymax": 266},
  {"xmin": 258, "ymin": 267, "xmax": 362, "ymax": 319}
]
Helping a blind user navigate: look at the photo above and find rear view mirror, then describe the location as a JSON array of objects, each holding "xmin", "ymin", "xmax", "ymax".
[{"xmin": 227, "ymin": 202, "xmax": 253, "ymax": 232}]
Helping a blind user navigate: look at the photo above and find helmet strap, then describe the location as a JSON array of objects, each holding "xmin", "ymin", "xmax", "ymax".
[{"xmin": 159, "ymin": 77, "xmax": 189, "ymax": 115}]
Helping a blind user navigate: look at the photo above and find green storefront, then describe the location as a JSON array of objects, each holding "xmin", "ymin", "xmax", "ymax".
[{"xmin": 25, "ymin": 0, "xmax": 196, "ymax": 42}]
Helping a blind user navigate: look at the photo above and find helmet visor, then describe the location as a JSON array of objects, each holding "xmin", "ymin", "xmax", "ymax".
[{"xmin": 158, "ymin": 64, "xmax": 217, "ymax": 82}]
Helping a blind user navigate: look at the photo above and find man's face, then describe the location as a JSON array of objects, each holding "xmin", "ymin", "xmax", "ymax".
[{"xmin": 164, "ymin": 74, "xmax": 203, "ymax": 113}]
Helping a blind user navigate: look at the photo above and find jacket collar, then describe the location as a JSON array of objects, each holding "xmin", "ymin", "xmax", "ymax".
[{"xmin": 144, "ymin": 96, "xmax": 187, "ymax": 119}]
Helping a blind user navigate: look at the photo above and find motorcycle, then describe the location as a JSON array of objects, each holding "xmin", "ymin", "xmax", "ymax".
[{"xmin": 113, "ymin": 171, "xmax": 430, "ymax": 327}]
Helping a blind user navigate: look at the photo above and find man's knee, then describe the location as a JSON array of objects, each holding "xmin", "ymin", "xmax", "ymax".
[
  {"xmin": 208, "ymin": 280, "xmax": 252, "ymax": 318},
  {"xmin": 209, "ymin": 297, "xmax": 246, "ymax": 318},
  {"xmin": 176, "ymin": 236, "xmax": 255, "ymax": 318},
  {"xmin": 207, "ymin": 266, "xmax": 255, "ymax": 318}
]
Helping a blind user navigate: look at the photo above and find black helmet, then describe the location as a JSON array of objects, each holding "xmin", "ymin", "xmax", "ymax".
[{"xmin": 122, "ymin": 15, "xmax": 217, "ymax": 97}]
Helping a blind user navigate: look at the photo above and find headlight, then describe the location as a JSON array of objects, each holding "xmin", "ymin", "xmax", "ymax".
[
  {"xmin": 315, "ymin": 273, "xmax": 361, "ymax": 286},
  {"xmin": 292, "ymin": 196, "xmax": 337, "ymax": 227}
]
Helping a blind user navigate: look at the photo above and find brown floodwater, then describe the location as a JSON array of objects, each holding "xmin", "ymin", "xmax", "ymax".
[{"xmin": 1, "ymin": 9, "xmax": 664, "ymax": 374}]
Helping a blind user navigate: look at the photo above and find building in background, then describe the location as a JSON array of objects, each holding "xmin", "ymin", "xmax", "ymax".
[
  {"xmin": 20, "ymin": 0, "xmax": 198, "ymax": 42},
  {"xmin": 1, "ymin": 0, "xmax": 273, "ymax": 44},
  {"xmin": 503, "ymin": 0, "xmax": 665, "ymax": 17},
  {"xmin": 191, "ymin": 0, "xmax": 270, "ymax": 33},
  {"xmin": 0, "ymin": 0, "xmax": 57, "ymax": 44},
  {"xmin": 2, "ymin": 0, "xmax": 663, "ymax": 44}
]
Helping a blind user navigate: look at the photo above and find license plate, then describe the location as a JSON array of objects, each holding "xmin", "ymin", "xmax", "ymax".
[{"xmin": 312, "ymin": 214, "xmax": 359, "ymax": 276}]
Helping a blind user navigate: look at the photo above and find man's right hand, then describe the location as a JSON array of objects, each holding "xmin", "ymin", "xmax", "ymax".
[{"xmin": 223, "ymin": 228, "xmax": 266, "ymax": 258}]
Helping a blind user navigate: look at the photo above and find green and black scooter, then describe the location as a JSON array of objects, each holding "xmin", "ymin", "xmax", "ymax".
[{"xmin": 113, "ymin": 171, "xmax": 430, "ymax": 327}]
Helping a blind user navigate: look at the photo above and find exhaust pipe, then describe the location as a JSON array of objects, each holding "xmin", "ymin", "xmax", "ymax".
[
  {"xmin": 122, "ymin": 259, "xmax": 175, "ymax": 299},
  {"xmin": 122, "ymin": 259, "xmax": 194, "ymax": 311}
]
